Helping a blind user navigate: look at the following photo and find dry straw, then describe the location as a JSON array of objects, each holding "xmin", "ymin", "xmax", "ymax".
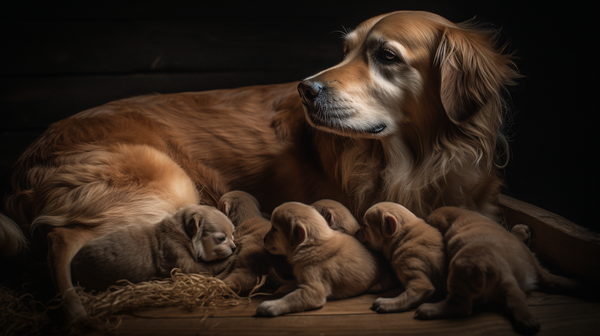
[
  {"xmin": 77, "ymin": 268, "xmax": 267, "ymax": 329},
  {"xmin": 2, "ymin": 269, "xmax": 267, "ymax": 335}
]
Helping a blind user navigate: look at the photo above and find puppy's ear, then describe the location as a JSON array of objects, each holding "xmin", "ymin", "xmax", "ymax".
[
  {"xmin": 291, "ymin": 223, "xmax": 306, "ymax": 248},
  {"xmin": 219, "ymin": 199, "xmax": 231, "ymax": 217},
  {"xmin": 436, "ymin": 25, "xmax": 517, "ymax": 123},
  {"xmin": 184, "ymin": 212, "xmax": 204, "ymax": 239},
  {"xmin": 383, "ymin": 213, "xmax": 398, "ymax": 237},
  {"xmin": 318, "ymin": 208, "xmax": 334, "ymax": 227}
]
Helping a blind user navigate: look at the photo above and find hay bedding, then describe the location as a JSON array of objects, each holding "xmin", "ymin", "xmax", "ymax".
[{"xmin": 1, "ymin": 269, "xmax": 267, "ymax": 336}]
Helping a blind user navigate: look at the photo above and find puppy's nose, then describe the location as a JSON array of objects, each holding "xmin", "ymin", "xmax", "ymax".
[
  {"xmin": 297, "ymin": 80, "xmax": 323, "ymax": 103},
  {"xmin": 231, "ymin": 246, "xmax": 236, "ymax": 253}
]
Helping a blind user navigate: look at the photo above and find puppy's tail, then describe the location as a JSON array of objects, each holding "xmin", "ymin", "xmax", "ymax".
[
  {"xmin": 0, "ymin": 212, "xmax": 28, "ymax": 257},
  {"xmin": 534, "ymin": 260, "xmax": 582, "ymax": 295}
]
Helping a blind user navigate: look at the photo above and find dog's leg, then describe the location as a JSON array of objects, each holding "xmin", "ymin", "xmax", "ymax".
[
  {"xmin": 256, "ymin": 282, "xmax": 327, "ymax": 317},
  {"xmin": 503, "ymin": 278, "xmax": 540, "ymax": 335},
  {"xmin": 372, "ymin": 271, "xmax": 435, "ymax": 313},
  {"xmin": 47, "ymin": 226, "xmax": 96, "ymax": 326}
]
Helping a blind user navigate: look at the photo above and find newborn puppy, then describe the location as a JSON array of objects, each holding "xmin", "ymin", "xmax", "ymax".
[
  {"xmin": 71, "ymin": 204, "xmax": 235, "ymax": 292},
  {"xmin": 356, "ymin": 202, "xmax": 446, "ymax": 313},
  {"xmin": 416, "ymin": 207, "xmax": 580, "ymax": 335},
  {"xmin": 216, "ymin": 191, "xmax": 292, "ymax": 294},
  {"xmin": 257, "ymin": 202, "xmax": 394, "ymax": 317},
  {"xmin": 311, "ymin": 199, "xmax": 360, "ymax": 235}
]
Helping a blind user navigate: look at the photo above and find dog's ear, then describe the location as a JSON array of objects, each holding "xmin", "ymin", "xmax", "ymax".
[
  {"xmin": 382, "ymin": 213, "xmax": 398, "ymax": 237},
  {"xmin": 290, "ymin": 222, "xmax": 307, "ymax": 248},
  {"xmin": 436, "ymin": 25, "xmax": 516, "ymax": 123},
  {"xmin": 184, "ymin": 212, "xmax": 204, "ymax": 239}
]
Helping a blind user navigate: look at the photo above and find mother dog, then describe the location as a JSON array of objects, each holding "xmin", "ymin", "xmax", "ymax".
[{"xmin": 0, "ymin": 11, "xmax": 517, "ymax": 323}]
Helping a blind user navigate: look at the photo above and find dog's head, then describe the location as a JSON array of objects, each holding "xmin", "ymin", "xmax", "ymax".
[
  {"xmin": 263, "ymin": 202, "xmax": 330, "ymax": 257},
  {"xmin": 178, "ymin": 204, "xmax": 236, "ymax": 261},
  {"xmin": 298, "ymin": 10, "xmax": 516, "ymax": 140},
  {"xmin": 311, "ymin": 199, "xmax": 360, "ymax": 235},
  {"xmin": 357, "ymin": 201, "xmax": 418, "ymax": 251},
  {"xmin": 218, "ymin": 190, "xmax": 262, "ymax": 227}
]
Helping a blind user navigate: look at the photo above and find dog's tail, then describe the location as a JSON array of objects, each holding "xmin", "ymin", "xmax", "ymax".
[{"xmin": 0, "ymin": 212, "xmax": 28, "ymax": 257}]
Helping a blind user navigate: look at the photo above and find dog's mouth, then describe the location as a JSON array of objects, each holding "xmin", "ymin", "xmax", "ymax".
[{"xmin": 306, "ymin": 110, "xmax": 387, "ymax": 136}]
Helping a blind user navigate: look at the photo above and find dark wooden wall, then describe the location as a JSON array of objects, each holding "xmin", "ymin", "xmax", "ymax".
[{"xmin": 1, "ymin": 1, "xmax": 596, "ymax": 231}]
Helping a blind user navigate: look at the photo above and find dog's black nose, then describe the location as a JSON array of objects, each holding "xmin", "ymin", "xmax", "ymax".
[
  {"xmin": 298, "ymin": 80, "xmax": 323, "ymax": 102},
  {"xmin": 231, "ymin": 246, "xmax": 236, "ymax": 253}
]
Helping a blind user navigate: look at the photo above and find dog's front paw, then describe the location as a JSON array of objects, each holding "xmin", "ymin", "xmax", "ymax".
[{"xmin": 256, "ymin": 300, "xmax": 285, "ymax": 317}]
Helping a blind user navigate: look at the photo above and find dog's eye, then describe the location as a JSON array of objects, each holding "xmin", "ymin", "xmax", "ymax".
[
  {"xmin": 217, "ymin": 236, "xmax": 226, "ymax": 242},
  {"xmin": 375, "ymin": 48, "xmax": 401, "ymax": 65}
]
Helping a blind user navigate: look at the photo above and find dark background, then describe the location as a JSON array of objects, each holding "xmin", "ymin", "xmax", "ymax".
[{"xmin": 1, "ymin": 1, "xmax": 596, "ymax": 232}]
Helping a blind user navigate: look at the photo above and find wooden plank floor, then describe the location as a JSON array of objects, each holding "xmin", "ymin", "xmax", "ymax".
[{"xmin": 85, "ymin": 291, "xmax": 600, "ymax": 336}]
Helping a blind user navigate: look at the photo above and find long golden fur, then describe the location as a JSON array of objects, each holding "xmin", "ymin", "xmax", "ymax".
[
  {"xmin": 416, "ymin": 207, "xmax": 580, "ymax": 335},
  {"xmin": 357, "ymin": 202, "xmax": 446, "ymax": 313},
  {"xmin": 258, "ymin": 202, "xmax": 394, "ymax": 316},
  {"xmin": 0, "ymin": 11, "xmax": 517, "ymax": 323}
]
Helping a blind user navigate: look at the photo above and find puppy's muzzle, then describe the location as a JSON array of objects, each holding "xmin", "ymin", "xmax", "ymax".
[{"xmin": 298, "ymin": 80, "xmax": 323, "ymax": 110}]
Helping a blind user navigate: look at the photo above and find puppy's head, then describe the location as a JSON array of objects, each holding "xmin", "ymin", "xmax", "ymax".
[
  {"xmin": 263, "ymin": 202, "xmax": 330, "ymax": 257},
  {"xmin": 311, "ymin": 199, "xmax": 360, "ymax": 235},
  {"xmin": 357, "ymin": 202, "xmax": 418, "ymax": 251},
  {"xmin": 218, "ymin": 190, "xmax": 261, "ymax": 227},
  {"xmin": 298, "ymin": 11, "xmax": 516, "ymax": 139},
  {"xmin": 179, "ymin": 204, "xmax": 236, "ymax": 261},
  {"xmin": 426, "ymin": 206, "xmax": 468, "ymax": 234}
]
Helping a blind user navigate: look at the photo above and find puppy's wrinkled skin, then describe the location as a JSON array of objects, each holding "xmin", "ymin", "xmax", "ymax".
[
  {"xmin": 71, "ymin": 204, "xmax": 235, "ymax": 292},
  {"xmin": 216, "ymin": 191, "xmax": 292, "ymax": 294},
  {"xmin": 357, "ymin": 202, "xmax": 446, "ymax": 313},
  {"xmin": 312, "ymin": 199, "xmax": 360, "ymax": 235},
  {"xmin": 257, "ymin": 202, "xmax": 395, "ymax": 317},
  {"xmin": 416, "ymin": 207, "xmax": 581, "ymax": 335}
]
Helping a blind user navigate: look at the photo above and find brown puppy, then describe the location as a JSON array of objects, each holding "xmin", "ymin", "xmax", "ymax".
[
  {"xmin": 416, "ymin": 207, "xmax": 580, "ymax": 335},
  {"xmin": 71, "ymin": 204, "xmax": 235, "ymax": 292},
  {"xmin": 216, "ymin": 191, "xmax": 292, "ymax": 294},
  {"xmin": 257, "ymin": 202, "xmax": 393, "ymax": 317},
  {"xmin": 357, "ymin": 202, "xmax": 446, "ymax": 313},
  {"xmin": 311, "ymin": 199, "xmax": 360, "ymax": 235}
]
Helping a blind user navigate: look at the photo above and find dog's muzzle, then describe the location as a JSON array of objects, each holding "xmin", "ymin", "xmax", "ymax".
[{"xmin": 297, "ymin": 80, "xmax": 387, "ymax": 135}]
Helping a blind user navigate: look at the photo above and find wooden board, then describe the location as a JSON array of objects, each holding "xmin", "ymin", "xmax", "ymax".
[
  {"xmin": 84, "ymin": 292, "xmax": 600, "ymax": 336},
  {"xmin": 499, "ymin": 195, "xmax": 600, "ymax": 285}
]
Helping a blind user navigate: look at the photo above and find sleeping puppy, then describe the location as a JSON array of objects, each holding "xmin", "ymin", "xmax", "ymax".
[
  {"xmin": 356, "ymin": 202, "xmax": 446, "ymax": 313},
  {"xmin": 71, "ymin": 204, "xmax": 235, "ymax": 292},
  {"xmin": 416, "ymin": 206, "xmax": 580, "ymax": 335},
  {"xmin": 216, "ymin": 191, "xmax": 292, "ymax": 294},
  {"xmin": 257, "ymin": 202, "xmax": 395, "ymax": 317},
  {"xmin": 311, "ymin": 199, "xmax": 360, "ymax": 235}
]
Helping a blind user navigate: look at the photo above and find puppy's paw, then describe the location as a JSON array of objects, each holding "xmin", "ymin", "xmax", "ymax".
[
  {"xmin": 414, "ymin": 303, "xmax": 440, "ymax": 319},
  {"xmin": 256, "ymin": 300, "xmax": 285, "ymax": 317},
  {"xmin": 514, "ymin": 316, "xmax": 540, "ymax": 335},
  {"xmin": 372, "ymin": 297, "xmax": 405, "ymax": 313}
]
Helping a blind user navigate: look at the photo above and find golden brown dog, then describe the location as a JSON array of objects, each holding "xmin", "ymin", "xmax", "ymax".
[
  {"xmin": 416, "ymin": 207, "xmax": 580, "ymax": 335},
  {"xmin": 357, "ymin": 202, "xmax": 446, "ymax": 313},
  {"xmin": 216, "ymin": 191, "xmax": 292, "ymax": 294},
  {"xmin": 0, "ymin": 11, "xmax": 517, "ymax": 323},
  {"xmin": 311, "ymin": 199, "xmax": 360, "ymax": 235},
  {"xmin": 257, "ymin": 202, "xmax": 394, "ymax": 316},
  {"xmin": 71, "ymin": 204, "xmax": 235, "ymax": 292}
]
